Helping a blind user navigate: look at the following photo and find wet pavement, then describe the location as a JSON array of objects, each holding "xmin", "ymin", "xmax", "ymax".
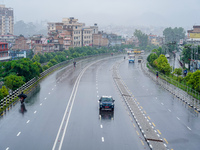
[{"xmin": 0, "ymin": 54, "xmax": 199, "ymax": 150}]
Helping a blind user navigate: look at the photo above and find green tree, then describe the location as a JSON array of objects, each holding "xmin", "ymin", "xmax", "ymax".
[
  {"xmin": 38, "ymin": 53, "xmax": 47, "ymax": 63},
  {"xmin": 134, "ymin": 29, "xmax": 148, "ymax": 47},
  {"xmin": 47, "ymin": 62, "xmax": 53, "ymax": 68},
  {"xmin": 154, "ymin": 54, "xmax": 171, "ymax": 75},
  {"xmin": 0, "ymin": 86, "xmax": 9, "ymax": 97},
  {"xmin": 152, "ymin": 49, "xmax": 160, "ymax": 56},
  {"xmin": 33, "ymin": 61, "xmax": 43, "ymax": 73},
  {"xmin": 181, "ymin": 44, "xmax": 191, "ymax": 65},
  {"xmin": 163, "ymin": 27, "xmax": 185, "ymax": 44},
  {"xmin": 173, "ymin": 68, "xmax": 182, "ymax": 80},
  {"xmin": 147, "ymin": 53, "xmax": 158, "ymax": 66},
  {"xmin": 4, "ymin": 74, "xmax": 25, "ymax": 91},
  {"xmin": 44, "ymin": 53, "xmax": 54, "ymax": 61},
  {"xmin": 32, "ymin": 54, "xmax": 40, "ymax": 62},
  {"xmin": 3, "ymin": 58, "xmax": 40, "ymax": 82},
  {"xmin": 49, "ymin": 59, "xmax": 58, "ymax": 65},
  {"xmin": 187, "ymin": 70, "xmax": 200, "ymax": 92},
  {"xmin": 0, "ymin": 90, "xmax": 3, "ymax": 100}
]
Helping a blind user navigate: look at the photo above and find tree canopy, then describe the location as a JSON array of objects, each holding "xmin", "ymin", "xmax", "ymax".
[
  {"xmin": 4, "ymin": 74, "xmax": 25, "ymax": 91},
  {"xmin": 163, "ymin": 27, "xmax": 185, "ymax": 43},
  {"xmin": 153, "ymin": 54, "xmax": 171, "ymax": 75},
  {"xmin": 134, "ymin": 29, "xmax": 148, "ymax": 47}
]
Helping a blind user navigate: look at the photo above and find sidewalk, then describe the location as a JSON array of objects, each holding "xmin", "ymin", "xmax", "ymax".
[{"xmin": 141, "ymin": 61, "xmax": 200, "ymax": 112}]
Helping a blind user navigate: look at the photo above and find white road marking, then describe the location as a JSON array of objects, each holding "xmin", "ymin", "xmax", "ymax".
[
  {"xmin": 34, "ymin": 111, "xmax": 37, "ymax": 114},
  {"xmin": 55, "ymin": 85, "xmax": 56, "ymax": 86},
  {"xmin": 6, "ymin": 147, "xmax": 9, "ymax": 150},
  {"xmin": 49, "ymin": 92, "xmax": 50, "ymax": 94},
  {"xmin": 177, "ymin": 117, "xmax": 180, "ymax": 120},
  {"xmin": 161, "ymin": 103, "xmax": 164, "ymax": 105},
  {"xmin": 40, "ymin": 103, "xmax": 42, "ymax": 106},
  {"xmin": 17, "ymin": 132, "xmax": 21, "ymax": 136},
  {"xmin": 52, "ymin": 88, "xmax": 54, "ymax": 90},
  {"xmin": 155, "ymin": 97, "xmax": 157, "ymax": 99},
  {"xmin": 168, "ymin": 109, "xmax": 171, "ymax": 112},
  {"xmin": 52, "ymin": 60, "xmax": 101, "ymax": 150},
  {"xmin": 26, "ymin": 120, "xmax": 30, "ymax": 123},
  {"xmin": 97, "ymin": 95, "xmax": 99, "ymax": 98},
  {"xmin": 100, "ymin": 124, "xmax": 103, "ymax": 128},
  {"xmin": 45, "ymin": 97, "xmax": 47, "ymax": 99},
  {"xmin": 102, "ymin": 137, "xmax": 104, "ymax": 142},
  {"xmin": 97, "ymin": 91, "xmax": 98, "ymax": 93},
  {"xmin": 147, "ymin": 89, "xmax": 148, "ymax": 91},
  {"xmin": 187, "ymin": 126, "xmax": 191, "ymax": 130},
  {"xmin": 96, "ymin": 87, "xmax": 98, "ymax": 89}
]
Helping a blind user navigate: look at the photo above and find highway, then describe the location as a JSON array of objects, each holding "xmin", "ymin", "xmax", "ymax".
[{"xmin": 0, "ymin": 54, "xmax": 200, "ymax": 150}]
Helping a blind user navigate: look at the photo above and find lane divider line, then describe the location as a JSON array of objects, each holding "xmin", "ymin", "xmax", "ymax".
[
  {"xmin": 102, "ymin": 137, "xmax": 104, "ymax": 142},
  {"xmin": 52, "ymin": 59, "xmax": 104, "ymax": 150},
  {"xmin": 17, "ymin": 132, "xmax": 21, "ymax": 136}
]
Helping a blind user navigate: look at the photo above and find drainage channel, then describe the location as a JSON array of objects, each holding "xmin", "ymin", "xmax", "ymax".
[{"xmin": 112, "ymin": 60, "xmax": 168, "ymax": 150}]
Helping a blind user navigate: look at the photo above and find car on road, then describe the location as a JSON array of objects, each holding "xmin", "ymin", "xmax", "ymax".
[
  {"xmin": 128, "ymin": 55, "xmax": 135, "ymax": 63},
  {"xmin": 138, "ymin": 56, "xmax": 143, "ymax": 63},
  {"xmin": 99, "ymin": 96, "xmax": 115, "ymax": 111}
]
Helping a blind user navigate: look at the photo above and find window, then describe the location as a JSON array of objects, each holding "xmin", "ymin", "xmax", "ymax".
[{"xmin": 2, "ymin": 45, "xmax": 4, "ymax": 49}]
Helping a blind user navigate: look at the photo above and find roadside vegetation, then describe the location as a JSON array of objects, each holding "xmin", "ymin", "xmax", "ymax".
[
  {"xmin": 0, "ymin": 45, "xmax": 132, "ymax": 101},
  {"xmin": 147, "ymin": 48, "xmax": 200, "ymax": 98}
]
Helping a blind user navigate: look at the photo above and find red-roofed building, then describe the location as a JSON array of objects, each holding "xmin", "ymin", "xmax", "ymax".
[{"xmin": 0, "ymin": 42, "xmax": 11, "ymax": 61}]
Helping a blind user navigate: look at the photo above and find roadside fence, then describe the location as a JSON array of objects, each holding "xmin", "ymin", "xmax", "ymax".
[
  {"xmin": 0, "ymin": 53, "xmax": 116, "ymax": 114},
  {"xmin": 141, "ymin": 61, "xmax": 200, "ymax": 112}
]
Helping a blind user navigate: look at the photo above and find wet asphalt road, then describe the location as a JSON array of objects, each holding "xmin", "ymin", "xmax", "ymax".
[
  {"xmin": 119, "ymin": 55, "xmax": 200, "ymax": 150},
  {"xmin": 0, "ymin": 54, "xmax": 200, "ymax": 150},
  {"xmin": 0, "ymin": 55, "xmax": 148, "ymax": 150}
]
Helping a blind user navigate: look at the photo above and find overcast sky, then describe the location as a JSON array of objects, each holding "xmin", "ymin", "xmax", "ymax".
[{"xmin": 2, "ymin": 0, "xmax": 200, "ymax": 28}]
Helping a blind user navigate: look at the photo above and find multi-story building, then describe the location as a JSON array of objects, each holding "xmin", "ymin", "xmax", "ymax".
[
  {"xmin": 12, "ymin": 35, "xmax": 29, "ymax": 50},
  {"xmin": 0, "ymin": 5, "xmax": 14, "ymax": 35},
  {"xmin": 93, "ymin": 31, "xmax": 109, "ymax": 47},
  {"xmin": 82, "ymin": 27, "xmax": 93, "ymax": 46},
  {"xmin": 0, "ymin": 34, "xmax": 16, "ymax": 45},
  {"xmin": 47, "ymin": 17, "xmax": 99, "ymax": 48},
  {"xmin": 0, "ymin": 42, "xmax": 11, "ymax": 61},
  {"xmin": 187, "ymin": 25, "xmax": 200, "ymax": 44}
]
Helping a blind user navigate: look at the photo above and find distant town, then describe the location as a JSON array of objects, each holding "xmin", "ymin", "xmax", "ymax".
[{"xmin": 0, "ymin": 4, "xmax": 199, "ymax": 65}]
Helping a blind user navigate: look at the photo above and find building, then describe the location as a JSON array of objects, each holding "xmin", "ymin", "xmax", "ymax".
[
  {"xmin": 0, "ymin": 42, "xmax": 11, "ymax": 61},
  {"xmin": 82, "ymin": 27, "xmax": 93, "ymax": 46},
  {"xmin": 12, "ymin": 35, "xmax": 29, "ymax": 50},
  {"xmin": 187, "ymin": 25, "xmax": 200, "ymax": 44},
  {"xmin": 93, "ymin": 31, "xmax": 109, "ymax": 47},
  {"xmin": 107, "ymin": 34, "xmax": 124, "ymax": 46},
  {"xmin": 47, "ymin": 17, "xmax": 99, "ymax": 48},
  {"xmin": 0, "ymin": 34, "xmax": 16, "ymax": 45},
  {"xmin": 0, "ymin": 5, "xmax": 14, "ymax": 35}
]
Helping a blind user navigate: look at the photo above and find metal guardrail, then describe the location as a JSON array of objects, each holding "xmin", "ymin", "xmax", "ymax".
[
  {"xmin": 112, "ymin": 60, "xmax": 168, "ymax": 150},
  {"xmin": 141, "ymin": 61, "xmax": 200, "ymax": 112},
  {"xmin": 0, "ymin": 52, "xmax": 117, "ymax": 114}
]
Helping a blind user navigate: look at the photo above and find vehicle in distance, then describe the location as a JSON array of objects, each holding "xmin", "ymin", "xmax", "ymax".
[
  {"xmin": 128, "ymin": 55, "xmax": 135, "ymax": 63},
  {"xmin": 99, "ymin": 96, "xmax": 115, "ymax": 111},
  {"xmin": 138, "ymin": 56, "xmax": 143, "ymax": 63}
]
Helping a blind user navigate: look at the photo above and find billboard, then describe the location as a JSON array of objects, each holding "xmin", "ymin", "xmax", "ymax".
[{"xmin": 190, "ymin": 33, "xmax": 200, "ymax": 38}]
